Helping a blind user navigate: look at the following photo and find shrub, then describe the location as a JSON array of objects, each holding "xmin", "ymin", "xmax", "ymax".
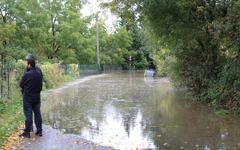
[{"xmin": 40, "ymin": 63, "xmax": 68, "ymax": 89}]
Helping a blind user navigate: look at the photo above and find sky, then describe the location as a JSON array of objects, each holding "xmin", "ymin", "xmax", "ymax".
[{"xmin": 81, "ymin": 0, "xmax": 119, "ymax": 32}]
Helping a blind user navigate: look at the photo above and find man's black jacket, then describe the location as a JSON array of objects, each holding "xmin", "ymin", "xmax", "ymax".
[
  {"xmin": 24, "ymin": 64, "xmax": 43, "ymax": 77},
  {"xmin": 20, "ymin": 67, "xmax": 43, "ymax": 103}
]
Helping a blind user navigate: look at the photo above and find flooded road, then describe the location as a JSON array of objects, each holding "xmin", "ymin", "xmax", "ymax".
[{"xmin": 42, "ymin": 72, "xmax": 240, "ymax": 150}]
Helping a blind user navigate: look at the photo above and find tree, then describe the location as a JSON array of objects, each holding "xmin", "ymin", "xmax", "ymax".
[
  {"xmin": 101, "ymin": 26, "xmax": 133, "ymax": 67},
  {"xmin": 103, "ymin": 0, "xmax": 152, "ymax": 69},
  {"xmin": 142, "ymin": 0, "xmax": 240, "ymax": 111}
]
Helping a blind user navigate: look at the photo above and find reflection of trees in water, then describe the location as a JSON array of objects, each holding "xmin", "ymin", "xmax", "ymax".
[
  {"xmin": 42, "ymin": 73, "xmax": 240, "ymax": 149},
  {"xmin": 42, "ymin": 82, "xmax": 108, "ymax": 134},
  {"xmin": 110, "ymin": 73, "xmax": 154, "ymax": 140},
  {"xmin": 42, "ymin": 74, "xmax": 138, "ymax": 135},
  {"xmin": 139, "ymin": 87, "xmax": 240, "ymax": 150},
  {"xmin": 138, "ymin": 85, "xmax": 177, "ymax": 149},
  {"xmin": 122, "ymin": 110, "xmax": 138, "ymax": 137}
]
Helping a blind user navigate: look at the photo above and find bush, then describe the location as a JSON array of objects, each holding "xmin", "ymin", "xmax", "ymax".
[
  {"xmin": 13, "ymin": 61, "xmax": 80, "ymax": 90},
  {"xmin": 68, "ymin": 64, "xmax": 79, "ymax": 79},
  {"xmin": 14, "ymin": 61, "xmax": 79, "ymax": 89},
  {"xmin": 40, "ymin": 63, "xmax": 69, "ymax": 89}
]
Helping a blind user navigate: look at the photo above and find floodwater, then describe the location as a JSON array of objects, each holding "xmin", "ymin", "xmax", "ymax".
[{"xmin": 42, "ymin": 72, "xmax": 240, "ymax": 150}]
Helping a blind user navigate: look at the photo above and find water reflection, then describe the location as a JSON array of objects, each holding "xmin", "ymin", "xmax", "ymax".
[
  {"xmin": 80, "ymin": 104, "xmax": 155, "ymax": 149},
  {"xmin": 42, "ymin": 72, "xmax": 240, "ymax": 150}
]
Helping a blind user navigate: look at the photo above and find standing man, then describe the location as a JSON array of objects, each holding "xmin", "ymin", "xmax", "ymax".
[{"xmin": 19, "ymin": 55, "xmax": 43, "ymax": 138}]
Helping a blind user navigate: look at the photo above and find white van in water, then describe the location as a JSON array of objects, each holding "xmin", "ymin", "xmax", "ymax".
[{"xmin": 144, "ymin": 69, "xmax": 155, "ymax": 77}]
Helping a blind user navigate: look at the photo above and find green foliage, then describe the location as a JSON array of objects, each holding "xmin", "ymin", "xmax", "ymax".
[
  {"xmin": 41, "ymin": 63, "xmax": 69, "ymax": 89},
  {"xmin": 13, "ymin": 60, "xmax": 80, "ymax": 90},
  {"xmin": 100, "ymin": 26, "xmax": 133, "ymax": 67},
  {"xmin": 104, "ymin": 0, "xmax": 153, "ymax": 69},
  {"xmin": 215, "ymin": 109, "xmax": 229, "ymax": 118},
  {"xmin": 68, "ymin": 64, "xmax": 80, "ymax": 79},
  {"xmin": 140, "ymin": 0, "xmax": 240, "ymax": 114},
  {"xmin": 14, "ymin": 60, "xmax": 26, "ymax": 82},
  {"xmin": 0, "ymin": 0, "xmax": 139, "ymax": 66},
  {"xmin": 0, "ymin": 90, "xmax": 23, "ymax": 148}
]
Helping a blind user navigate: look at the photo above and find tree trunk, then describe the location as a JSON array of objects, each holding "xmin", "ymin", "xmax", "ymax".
[{"xmin": 0, "ymin": 55, "xmax": 3, "ymax": 101}]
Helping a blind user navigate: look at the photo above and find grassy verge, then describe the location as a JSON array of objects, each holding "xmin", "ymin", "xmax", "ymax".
[{"xmin": 0, "ymin": 91, "xmax": 23, "ymax": 148}]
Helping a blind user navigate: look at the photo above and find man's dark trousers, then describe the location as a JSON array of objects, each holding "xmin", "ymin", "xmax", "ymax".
[{"xmin": 23, "ymin": 99, "xmax": 42, "ymax": 133}]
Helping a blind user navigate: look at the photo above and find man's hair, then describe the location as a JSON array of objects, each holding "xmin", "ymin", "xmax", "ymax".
[
  {"xmin": 26, "ymin": 54, "xmax": 35, "ymax": 61},
  {"xmin": 27, "ymin": 59, "xmax": 36, "ymax": 68}
]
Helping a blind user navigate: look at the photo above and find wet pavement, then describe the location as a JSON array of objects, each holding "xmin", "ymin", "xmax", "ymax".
[
  {"xmin": 12, "ymin": 72, "xmax": 240, "ymax": 150},
  {"xmin": 13, "ymin": 125, "xmax": 115, "ymax": 150}
]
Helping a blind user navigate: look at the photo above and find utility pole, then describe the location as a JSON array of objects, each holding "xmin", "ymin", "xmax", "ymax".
[{"xmin": 96, "ymin": 0, "xmax": 100, "ymax": 70}]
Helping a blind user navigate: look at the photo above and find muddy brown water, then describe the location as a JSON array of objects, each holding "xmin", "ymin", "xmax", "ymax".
[{"xmin": 42, "ymin": 72, "xmax": 240, "ymax": 150}]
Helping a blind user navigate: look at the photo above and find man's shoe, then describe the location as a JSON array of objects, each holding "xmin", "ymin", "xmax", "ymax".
[
  {"xmin": 19, "ymin": 132, "xmax": 30, "ymax": 138},
  {"xmin": 20, "ymin": 125, "xmax": 33, "ymax": 132},
  {"xmin": 35, "ymin": 131, "xmax": 42, "ymax": 136}
]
